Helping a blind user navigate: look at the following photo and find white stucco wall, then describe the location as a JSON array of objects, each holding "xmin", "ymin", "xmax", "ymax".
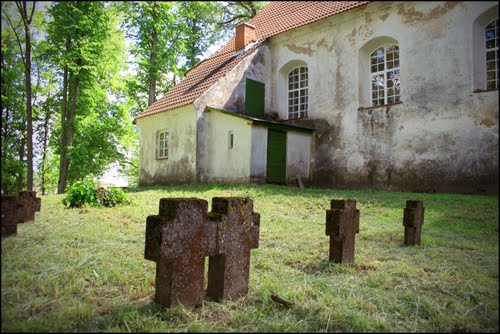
[
  {"xmin": 250, "ymin": 126, "xmax": 268, "ymax": 182},
  {"xmin": 205, "ymin": 110, "xmax": 252, "ymax": 182},
  {"xmin": 266, "ymin": 1, "xmax": 498, "ymax": 193},
  {"xmin": 286, "ymin": 131, "xmax": 312, "ymax": 184},
  {"xmin": 136, "ymin": 105, "xmax": 197, "ymax": 185}
]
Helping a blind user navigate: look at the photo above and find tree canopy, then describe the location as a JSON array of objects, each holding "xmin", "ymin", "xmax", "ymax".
[{"xmin": 1, "ymin": 1, "xmax": 267, "ymax": 195}]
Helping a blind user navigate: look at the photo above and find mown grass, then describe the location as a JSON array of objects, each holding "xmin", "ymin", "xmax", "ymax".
[{"xmin": 1, "ymin": 183, "xmax": 498, "ymax": 332}]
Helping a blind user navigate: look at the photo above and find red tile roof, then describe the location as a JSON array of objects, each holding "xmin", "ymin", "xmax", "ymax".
[{"xmin": 134, "ymin": 1, "xmax": 370, "ymax": 123}]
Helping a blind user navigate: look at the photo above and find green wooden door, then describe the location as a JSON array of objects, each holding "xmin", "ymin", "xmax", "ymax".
[
  {"xmin": 245, "ymin": 78, "xmax": 265, "ymax": 118},
  {"xmin": 266, "ymin": 129, "xmax": 287, "ymax": 184}
]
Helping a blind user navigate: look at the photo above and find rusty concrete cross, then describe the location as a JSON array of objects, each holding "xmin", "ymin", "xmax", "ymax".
[
  {"xmin": 144, "ymin": 196, "xmax": 260, "ymax": 308},
  {"xmin": 145, "ymin": 198, "xmax": 211, "ymax": 308},
  {"xmin": 325, "ymin": 199, "xmax": 360, "ymax": 264},
  {"xmin": 1, "ymin": 191, "xmax": 41, "ymax": 238},
  {"xmin": 403, "ymin": 200, "xmax": 425, "ymax": 245},
  {"xmin": 207, "ymin": 197, "xmax": 260, "ymax": 301}
]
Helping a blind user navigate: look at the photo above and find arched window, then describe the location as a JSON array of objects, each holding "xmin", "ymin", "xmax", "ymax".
[
  {"xmin": 288, "ymin": 66, "xmax": 308, "ymax": 119},
  {"xmin": 485, "ymin": 19, "xmax": 499, "ymax": 90},
  {"xmin": 473, "ymin": 5, "xmax": 498, "ymax": 91},
  {"xmin": 370, "ymin": 45, "xmax": 400, "ymax": 106}
]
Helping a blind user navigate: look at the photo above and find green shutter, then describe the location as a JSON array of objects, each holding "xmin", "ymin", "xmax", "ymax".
[
  {"xmin": 246, "ymin": 78, "xmax": 265, "ymax": 118},
  {"xmin": 266, "ymin": 129, "xmax": 287, "ymax": 184}
]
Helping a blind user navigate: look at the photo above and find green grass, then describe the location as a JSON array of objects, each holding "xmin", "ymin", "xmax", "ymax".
[{"xmin": 2, "ymin": 183, "xmax": 498, "ymax": 332}]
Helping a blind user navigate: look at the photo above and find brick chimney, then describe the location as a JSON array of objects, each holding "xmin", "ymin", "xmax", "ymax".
[{"xmin": 235, "ymin": 23, "xmax": 257, "ymax": 52}]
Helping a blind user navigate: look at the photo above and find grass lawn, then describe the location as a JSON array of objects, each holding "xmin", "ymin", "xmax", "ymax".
[{"xmin": 1, "ymin": 183, "xmax": 498, "ymax": 332}]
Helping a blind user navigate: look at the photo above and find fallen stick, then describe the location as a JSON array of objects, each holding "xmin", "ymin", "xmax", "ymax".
[{"xmin": 271, "ymin": 293, "xmax": 294, "ymax": 308}]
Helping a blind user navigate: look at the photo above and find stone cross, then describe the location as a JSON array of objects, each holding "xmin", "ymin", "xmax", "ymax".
[
  {"xmin": 325, "ymin": 199, "xmax": 360, "ymax": 264},
  {"xmin": 144, "ymin": 196, "xmax": 260, "ymax": 308},
  {"xmin": 403, "ymin": 200, "xmax": 425, "ymax": 245},
  {"xmin": 1, "ymin": 191, "xmax": 41, "ymax": 238},
  {"xmin": 18, "ymin": 191, "xmax": 42, "ymax": 221},
  {"xmin": 144, "ymin": 198, "xmax": 211, "ymax": 308},
  {"xmin": 206, "ymin": 197, "xmax": 260, "ymax": 301}
]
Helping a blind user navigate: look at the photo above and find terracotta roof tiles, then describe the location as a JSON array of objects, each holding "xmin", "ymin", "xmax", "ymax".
[{"xmin": 134, "ymin": 1, "xmax": 369, "ymax": 123}]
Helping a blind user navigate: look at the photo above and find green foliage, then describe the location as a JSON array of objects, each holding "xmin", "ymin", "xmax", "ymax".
[
  {"xmin": 212, "ymin": 1, "xmax": 268, "ymax": 40},
  {"xmin": 2, "ymin": 1, "xmax": 269, "ymax": 196},
  {"xmin": 45, "ymin": 1, "xmax": 138, "ymax": 191},
  {"xmin": 61, "ymin": 174, "xmax": 98, "ymax": 208},
  {"xmin": 95, "ymin": 187, "xmax": 131, "ymax": 207},
  {"xmin": 1, "ymin": 2, "xmax": 29, "ymax": 194},
  {"xmin": 62, "ymin": 174, "xmax": 131, "ymax": 208}
]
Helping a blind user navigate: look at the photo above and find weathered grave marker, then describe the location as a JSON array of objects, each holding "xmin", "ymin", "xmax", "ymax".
[
  {"xmin": 144, "ymin": 196, "xmax": 260, "ymax": 308},
  {"xmin": 144, "ymin": 198, "xmax": 211, "ymax": 308},
  {"xmin": 18, "ymin": 191, "xmax": 41, "ymax": 221},
  {"xmin": 1, "ymin": 191, "xmax": 41, "ymax": 238},
  {"xmin": 207, "ymin": 197, "xmax": 260, "ymax": 301},
  {"xmin": 403, "ymin": 200, "xmax": 425, "ymax": 245},
  {"xmin": 325, "ymin": 199, "xmax": 360, "ymax": 264}
]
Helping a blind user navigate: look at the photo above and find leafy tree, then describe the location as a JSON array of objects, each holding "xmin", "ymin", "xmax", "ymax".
[
  {"xmin": 1, "ymin": 1, "xmax": 268, "ymax": 195},
  {"xmin": 2, "ymin": 2, "xmax": 28, "ymax": 194},
  {"xmin": 118, "ymin": 2, "xmax": 179, "ymax": 107},
  {"xmin": 212, "ymin": 1, "xmax": 268, "ymax": 41},
  {"xmin": 47, "ymin": 1, "xmax": 113, "ymax": 193},
  {"xmin": 13, "ymin": 1, "xmax": 36, "ymax": 191},
  {"xmin": 176, "ymin": 1, "xmax": 220, "ymax": 72}
]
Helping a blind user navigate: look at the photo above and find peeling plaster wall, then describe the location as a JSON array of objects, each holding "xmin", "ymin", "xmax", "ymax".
[
  {"xmin": 205, "ymin": 110, "xmax": 252, "ymax": 182},
  {"xmin": 194, "ymin": 44, "xmax": 272, "ymax": 114},
  {"xmin": 266, "ymin": 1, "xmax": 498, "ymax": 194},
  {"xmin": 136, "ymin": 105, "xmax": 197, "ymax": 186},
  {"xmin": 193, "ymin": 44, "xmax": 272, "ymax": 182},
  {"xmin": 287, "ymin": 132, "xmax": 312, "ymax": 185}
]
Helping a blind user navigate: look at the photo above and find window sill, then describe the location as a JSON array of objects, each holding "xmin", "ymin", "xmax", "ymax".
[
  {"xmin": 156, "ymin": 157, "xmax": 169, "ymax": 160},
  {"xmin": 473, "ymin": 88, "xmax": 498, "ymax": 94},
  {"xmin": 358, "ymin": 101, "xmax": 403, "ymax": 111},
  {"xmin": 285, "ymin": 116, "xmax": 310, "ymax": 121}
]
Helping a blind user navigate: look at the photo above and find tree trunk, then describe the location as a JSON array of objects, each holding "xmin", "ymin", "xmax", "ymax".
[
  {"xmin": 59, "ymin": 73, "xmax": 79, "ymax": 191},
  {"xmin": 148, "ymin": 30, "xmax": 157, "ymax": 106},
  {"xmin": 41, "ymin": 94, "xmax": 51, "ymax": 195},
  {"xmin": 17, "ymin": 136, "xmax": 25, "ymax": 192},
  {"xmin": 148, "ymin": 2, "xmax": 158, "ymax": 106},
  {"xmin": 57, "ymin": 39, "xmax": 70, "ymax": 194},
  {"xmin": 16, "ymin": 0, "xmax": 35, "ymax": 191},
  {"xmin": 25, "ymin": 20, "xmax": 33, "ymax": 191},
  {"xmin": 2, "ymin": 107, "xmax": 10, "ymax": 195}
]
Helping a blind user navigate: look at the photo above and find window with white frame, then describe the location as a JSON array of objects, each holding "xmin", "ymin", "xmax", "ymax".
[
  {"xmin": 288, "ymin": 66, "xmax": 308, "ymax": 119},
  {"xmin": 485, "ymin": 19, "xmax": 499, "ymax": 90},
  {"xmin": 157, "ymin": 130, "xmax": 169, "ymax": 159},
  {"xmin": 370, "ymin": 45, "xmax": 400, "ymax": 106}
]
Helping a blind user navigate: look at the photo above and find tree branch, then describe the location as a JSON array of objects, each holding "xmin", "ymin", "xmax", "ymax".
[
  {"xmin": 217, "ymin": 14, "xmax": 249, "ymax": 26},
  {"xmin": 28, "ymin": 1, "xmax": 35, "ymax": 24},
  {"xmin": 271, "ymin": 293, "xmax": 295, "ymax": 308},
  {"xmin": 2, "ymin": 7, "xmax": 26, "ymax": 64}
]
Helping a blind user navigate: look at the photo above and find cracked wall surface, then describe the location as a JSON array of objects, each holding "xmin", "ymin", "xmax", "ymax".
[
  {"xmin": 136, "ymin": 105, "xmax": 197, "ymax": 186},
  {"xmin": 266, "ymin": 1, "xmax": 498, "ymax": 194}
]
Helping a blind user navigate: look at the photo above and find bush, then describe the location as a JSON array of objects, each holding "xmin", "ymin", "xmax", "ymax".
[
  {"xmin": 94, "ymin": 187, "xmax": 131, "ymax": 207},
  {"xmin": 62, "ymin": 175, "xmax": 98, "ymax": 208},
  {"xmin": 62, "ymin": 175, "xmax": 131, "ymax": 208}
]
